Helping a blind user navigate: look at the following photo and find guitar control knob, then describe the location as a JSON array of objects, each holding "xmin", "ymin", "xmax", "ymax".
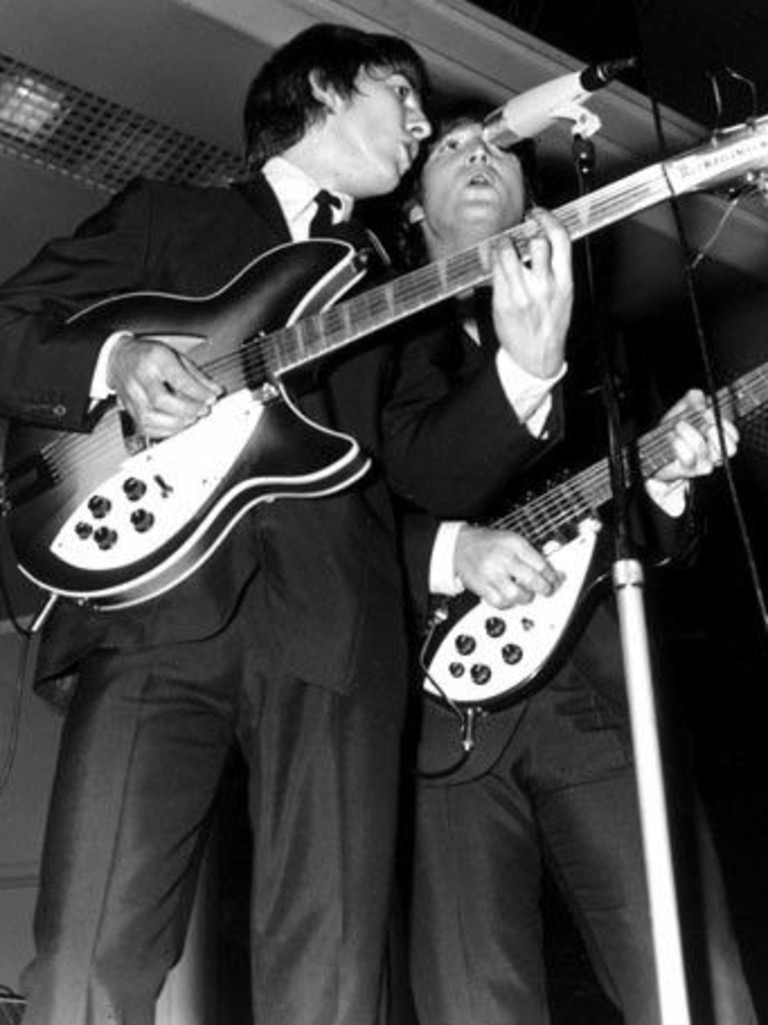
[
  {"xmin": 74, "ymin": 522, "xmax": 93, "ymax": 539},
  {"xmin": 471, "ymin": 664, "xmax": 492, "ymax": 686},
  {"xmin": 93, "ymin": 526, "xmax": 118, "ymax": 550},
  {"xmin": 449, "ymin": 662, "xmax": 465, "ymax": 678},
  {"xmin": 455, "ymin": 634, "xmax": 476, "ymax": 656},
  {"xmin": 87, "ymin": 495, "xmax": 112, "ymax": 519},
  {"xmin": 123, "ymin": 477, "xmax": 148, "ymax": 501},
  {"xmin": 130, "ymin": 509, "xmax": 155, "ymax": 533},
  {"xmin": 501, "ymin": 644, "xmax": 523, "ymax": 665},
  {"xmin": 485, "ymin": 617, "xmax": 506, "ymax": 638}
]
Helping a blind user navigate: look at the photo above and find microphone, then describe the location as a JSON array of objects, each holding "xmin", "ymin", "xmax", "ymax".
[{"xmin": 482, "ymin": 57, "xmax": 637, "ymax": 147}]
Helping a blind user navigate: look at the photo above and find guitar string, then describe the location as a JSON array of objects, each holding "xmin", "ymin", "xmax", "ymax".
[
  {"xmin": 490, "ymin": 371, "xmax": 768, "ymax": 542},
  {"xmin": 29, "ymin": 172, "xmax": 669, "ymax": 477},
  {"xmin": 175, "ymin": 172, "xmax": 667, "ymax": 386},
  {"xmin": 22, "ymin": 154, "xmax": 759, "ymax": 479},
  {"xmin": 27, "ymin": 314, "xmax": 768, "ymax": 510},
  {"xmin": 24, "ymin": 360, "xmax": 766, "ymax": 597}
]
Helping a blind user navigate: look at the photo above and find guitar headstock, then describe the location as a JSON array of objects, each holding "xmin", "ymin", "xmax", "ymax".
[{"xmin": 667, "ymin": 114, "xmax": 768, "ymax": 199}]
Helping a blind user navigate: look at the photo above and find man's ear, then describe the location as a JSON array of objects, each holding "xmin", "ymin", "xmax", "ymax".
[{"xmin": 308, "ymin": 69, "xmax": 343, "ymax": 112}]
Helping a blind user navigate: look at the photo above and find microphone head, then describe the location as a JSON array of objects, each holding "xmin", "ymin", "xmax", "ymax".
[{"xmin": 429, "ymin": 96, "xmax": 540, "ymax": 178}]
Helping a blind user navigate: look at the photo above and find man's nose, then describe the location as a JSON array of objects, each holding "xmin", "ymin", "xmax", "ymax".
[
  {"xmin": 408, "ymin": 103, "xmax": 432, "ymax": 141},
  {"xmin": 467, "ymin": 142, "xmax": 490, "ymax": 163}
]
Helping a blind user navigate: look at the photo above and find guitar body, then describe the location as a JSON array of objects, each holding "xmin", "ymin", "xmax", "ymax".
[
  {"xmin": 422, "ymin": 517, "xmax": 608, "ymax": 710},
  {"xmin": 2, "ymin": 239, "xmax": 370, "ymax": 609},
  {"xmin": 422, "ymin": 343, "xmax": 768, "ymax": 714}
]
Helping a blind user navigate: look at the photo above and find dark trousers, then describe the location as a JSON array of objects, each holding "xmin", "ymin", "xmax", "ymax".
[
  {"xmin": 409, "ymin": 635, "xmax": 756, "ymax": 1025},
  {"xmin": 22, "ymin": 594, "xmax": 407, "ymax": 1025}
]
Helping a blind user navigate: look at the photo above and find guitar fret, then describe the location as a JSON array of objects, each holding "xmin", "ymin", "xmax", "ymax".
[
  {"xmin": 214, "ymin": 120, "xmax": 768, "ymax": 392},
  {"xmin": 414, "ymin": 264, "xmax": 452, "ymax": 305},
  {"xmin": 262, "ymin": 125, "xmax": 768, "ymax": 380},
  {"xmin": 299, "ymin": 315, "xmax": 327, "ymax": 357},
  {"xmin": 445, "ymin": 245, "xmax": 489, "ymax": 290},
  {"xmin": 482, "ymin": 364, "xmax": 768, "ymax": 558},
  {"xmin": 353, "ymin": 286, "xmax": 393, "ymax": 323},
  {"xmin": 9, "ymin": 118, "xmax": 768, "ymax": 616},
  {"xmin": 319, "ymin": 304, "xmax": 349, "ymax": 344},
  {"xmin": 390, "ymin": 273, "xmax": 424, "ymax": 310}
]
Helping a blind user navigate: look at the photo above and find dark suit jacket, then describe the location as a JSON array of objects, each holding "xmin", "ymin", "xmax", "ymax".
[
  {"xmin": 381, "ymin": 301, "xmax": 560, "ymax": 524},
  {"xmin": 0, "ymin": 176, "xmax": 553, "ymax": 697},
  {"xmin": 382, "ymin": 306, "xmax": 562, "ymax": 616},
  {"xmin": 394, "ymin": 309, "xmax": 695, "ymax": 781},
  {"xmin": 0, "ymin": 176, "xmax": 410, "ymax": 692}
]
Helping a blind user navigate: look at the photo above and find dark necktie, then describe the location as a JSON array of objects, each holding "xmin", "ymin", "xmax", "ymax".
[
  {"xmin": 473, "ymin": 286, "xmax": 498, "ymax": 353},
  {"xmin": 309, "ymin": 189, "xmax": 341, "ymax": 237}
]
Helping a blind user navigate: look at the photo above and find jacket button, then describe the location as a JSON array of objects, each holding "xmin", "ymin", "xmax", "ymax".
[{"xmin": 52, "ymin": 404, "xmax": 67, "ymax": 417}]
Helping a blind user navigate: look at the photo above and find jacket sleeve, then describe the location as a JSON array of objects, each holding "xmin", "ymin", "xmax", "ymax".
[
  {"xmin": 398, "ymin": 506, "xmax": 443, "ymax": 624},
  {"xmin": 0, "ymin": 179, "xmax": 155, "ymax": 430}
]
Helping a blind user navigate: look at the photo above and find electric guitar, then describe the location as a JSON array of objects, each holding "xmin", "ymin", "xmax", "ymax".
[
  {"xmin": 421, "ymin": 361, "xmax": 768, "ymax": 710},
  {"xmin": 3, "ymin": 117, "xmax": 768, "ymax": 611}
]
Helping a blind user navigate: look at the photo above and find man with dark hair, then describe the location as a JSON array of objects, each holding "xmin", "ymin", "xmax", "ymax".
[
  {"xmin": 0, "ymin": 22, "xmax": 432, "ymax": 1025},
  {"xmin": 385, "ymin": 104, "xmax": 756, "ymax": 1024},
  {"xmin": 243, "ymin": 23, "xmax": 429, "ymax": 167}
]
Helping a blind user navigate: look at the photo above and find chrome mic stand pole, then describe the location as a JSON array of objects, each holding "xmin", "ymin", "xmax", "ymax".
[{"xmin": 571, "ymin": 125, "xmax": 692, "ymax": 1025}]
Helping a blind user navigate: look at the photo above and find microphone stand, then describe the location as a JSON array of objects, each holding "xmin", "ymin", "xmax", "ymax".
[{"xmin": 572, "ymin": 129, "xmax": 692, "ymax": 1025}]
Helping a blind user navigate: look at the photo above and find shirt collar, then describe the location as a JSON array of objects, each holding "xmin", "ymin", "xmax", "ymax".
[{"xmin": 261, "ymin": 156, "xmax": 353, "ymax": 240}]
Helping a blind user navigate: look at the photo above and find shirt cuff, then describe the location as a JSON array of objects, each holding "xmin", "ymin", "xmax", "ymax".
[
  {"xmin": 429, "ymin": 521, "xmax": 466, "ymax": 596},
  {"xmin": 645, "ymin": 477, "xmax": 689, "ymax": 518},
  {"xmin": 495, "ymin": 349, "xmax": 567, "ymax": 438},
  {"xmin": 91, "ymin": 331, "xmax": 132, "ymax": 401}
]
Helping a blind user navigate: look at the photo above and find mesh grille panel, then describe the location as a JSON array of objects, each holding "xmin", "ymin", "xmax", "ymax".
[{"xmin": 0, "ymin": 52, "xmax": 245, "ymax": 194}]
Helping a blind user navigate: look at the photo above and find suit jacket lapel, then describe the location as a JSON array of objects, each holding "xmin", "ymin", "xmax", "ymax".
[{"xmin": 234, "ymin": 173, "xmax": 292, "ymax": 243}]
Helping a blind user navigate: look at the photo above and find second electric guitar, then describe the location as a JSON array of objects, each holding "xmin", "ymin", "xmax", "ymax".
[{"xmin": 421, "ymin": 361, "xmax": 768, "ymax": 709}]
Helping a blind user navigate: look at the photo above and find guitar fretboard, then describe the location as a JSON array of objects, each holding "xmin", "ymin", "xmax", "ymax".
[
  {"xmin": 492, "ymin": 362, "xmax": 768, "ymax": 546},
  {"xmin": 252, "ymin": 117, "xmax": 768, "ymax": 381},
  {"xmin": 260, "ymin": 163, "xmax": 675, "ymax": 378}
]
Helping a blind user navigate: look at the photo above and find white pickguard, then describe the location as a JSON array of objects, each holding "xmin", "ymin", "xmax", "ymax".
[
  {"xmin": 51, "ymin": 390, "xmax": 265, "ymax": 571},
  {"xmin": 424, "ymin": 518, "xmax": 601, "ymax": 706}
]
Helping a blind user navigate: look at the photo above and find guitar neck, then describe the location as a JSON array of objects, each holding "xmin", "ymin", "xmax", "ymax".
[
  {"xmin": 261, "ymin": 116, "xmax": 768, "ymax": 379},
  {"xmin": 495, "ymin": 361, "xmax": 768, "ymax": 546},
  {"xmin": 263, "ymin": 163, "xmax": 675, "ymax": 378}
]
